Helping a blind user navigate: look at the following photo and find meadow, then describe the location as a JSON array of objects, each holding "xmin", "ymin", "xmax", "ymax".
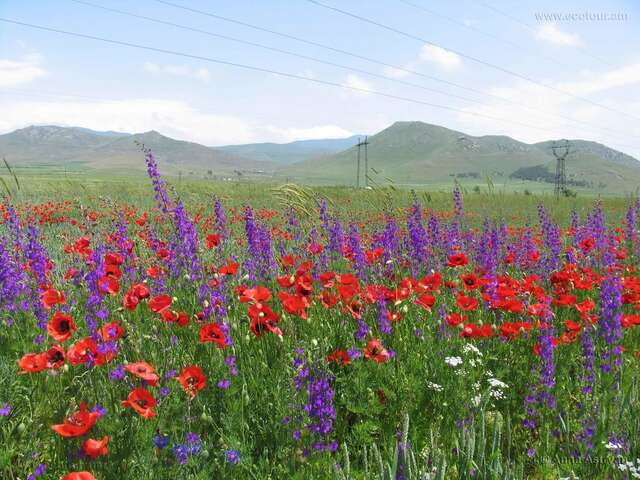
[{"xmin": 1, "ymin": 151, "xmax": 640, "ymax": 480}]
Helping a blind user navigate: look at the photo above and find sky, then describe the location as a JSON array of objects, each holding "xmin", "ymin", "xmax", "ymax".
[{"xmin": 1, "ymin": 0, "xmax": 639, "ymax": 156}]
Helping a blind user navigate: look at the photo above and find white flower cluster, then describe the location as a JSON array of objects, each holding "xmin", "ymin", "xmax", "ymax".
[
  {"xmin": 617, "ymin": 458, "xmax": 640, "ymax": 478},
  {"xmin": 425, "ymin": 381, "xmax": 444, "ymax": 392},
  {"xmin": 444, "ymin": 356, "xmax": 463, "ymax": 367}
]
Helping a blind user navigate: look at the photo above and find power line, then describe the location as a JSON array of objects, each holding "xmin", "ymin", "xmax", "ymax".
[
  {"xmin": 0, "ymin": 16, "xmax": 573, "ymax": 136},
  {"xmin": 2, "ymin": 16, "xmax": 639, "ymax": 155},
  {"xmin": 66, "ymin": 0, "xmax": 507, "ymax": 110},
  {"xmin": 304, "ymin": 0, "xmax": 638, "ymax": 121},
  {"xmin": 475, "ymin": 1, "xmax": 616, "ymax": 68},
  {"xmin": 145, "ymin": 0, "xmax": 639, "ymax": 145},
  {"xmin": 397, "ymin": 0, "xmax": 579, "ymax": 71}
]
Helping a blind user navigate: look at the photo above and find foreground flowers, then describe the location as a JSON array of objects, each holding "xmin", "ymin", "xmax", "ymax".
[{"xmin": 52, "ymin": 403, "xmax": 99, "ymax": 438}]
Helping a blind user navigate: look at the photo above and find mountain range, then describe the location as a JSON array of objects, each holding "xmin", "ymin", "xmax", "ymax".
[{"xmin": 1, "ymin": 122, "xmax": 639, "ymax": 193}]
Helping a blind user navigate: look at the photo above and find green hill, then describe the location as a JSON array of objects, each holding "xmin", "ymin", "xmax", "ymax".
[{"xmin": 279, "ymin": 121, "xmax": 640, "ymax": 193}]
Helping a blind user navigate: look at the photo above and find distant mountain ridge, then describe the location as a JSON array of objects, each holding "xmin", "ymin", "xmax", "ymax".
[
  {"xmin": 217, "ymin": 136, "xmax": 361, "ymax": 165},
  {"xmin": 1, "ymin": 123, "xmax": 639, "ymax": 193}
]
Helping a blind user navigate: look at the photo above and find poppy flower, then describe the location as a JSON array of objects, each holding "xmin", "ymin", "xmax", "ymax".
[
  {"xmin": 82, "ymin": 436, "xmax": 109, "ymax": 459},
  {"xmin": 148, "ymin": 295, "xmax": 172, "ymax": 313},
  {"xmin": 205, "ymin": 233, "xmax": 221, "ymax": 249},
  {"xmin": 18, "ymin": 352, "xmax": 48, "ymax": 373},
  {"xmin": 122, "ymin": 291, "xmax": 140, "ymax": 310},
  {"xmin": 364, "ymin": 338, "xmax": 390, "ymax": 363},
  {"xmin": 62, "ymin": 472, "xmax": 97, "ymax": 480},
  {"xmin": 67, "ymin": 338, "xmax": 98, "ymax": 366},
  {"xmin": 448, "ymin": 253, "xmax": 468, "ymax": 267},
  {"xmin": 278, "ymin": 292, "xmax": 309, "ymax": 319},
  {"xmin": 306, "ymin": 242, "xmax": 322, "ymax": 255},
  {"xmin": 248, "ymin": 304, "xmax": 282, "ymax": 337},
  {"xmin": 121, "ymin": 388, "xmax": 157, "ymax": 419},
  {"xmin": 446, "ymin": 313, "xmax": 468, "ymax": 327},
  {"xmin": 461, "ymin": 323, "xmax": 493, "ymax": 338},
  {"xmin": 125, "ymin": 361, "xmax": 160, "ymax": 386},
  {"xmin": 41, "ymin": 288, "xmax": 66, "ymax": 309},
  {"xmin": 327, "ymin": 349, "xmax": 350, "ymax": 366},
  {"xmin": 461, "ymin": 273, "xmax": 480, "ymax": 291},
  {"xmin": 47, "ymin": 311, "xmax": 76, "ymax": 342},
  {"xmin": 218, "ymin": 261, "xmax": 239, "ymax": 276},
  {"xmin": 45, "ymin": 345, "xmax": 66, "ymax": 369},
  {"xmin": 239, "ymin": 286, "xmax": 271, "ymax": 304},
  {"xmin": 415, "ymin": 293, "xmax": 436, "ymax": 311},
  {"xmin": 199, "ymin": 323, "xmax": 227, "ymax": 348},
  {"xmin": 99, "ymin": 321, "xmax": 123, "ymax": 341},
  {"xmin": 177, "ymin": 365, "xmax": 207, "ymax": 398},
  {"xmin": 457, "ymin": 293, "xmax": 479, "ymax": 311},
  {"xmin": 52, "ymin": 402, "xmax": 99, "ymax": 437}
]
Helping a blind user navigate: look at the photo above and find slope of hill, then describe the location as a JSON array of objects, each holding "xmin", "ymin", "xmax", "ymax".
[
  {"xmin": 0, "ymin": 126, "xmax": 273, "ymax": 175},
  {"xmin": 216, "ymin": 135, "xmax": 361, "ymax": 165},
  {"xmin": 280, "ymin": 121, "xmax": 640, "ymax": 193}
]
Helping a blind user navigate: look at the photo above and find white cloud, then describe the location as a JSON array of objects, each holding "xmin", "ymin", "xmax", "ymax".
[
  {"xmin": 343, "ymin": 74, "xmax": 373, "ymax": 94},
  {"xmin": 0, "ymin": 97, "xmax": 355, "ymax": 146},
  {"xmin": 143, "ymin": 62, "xmax": 211, "ymax": 82},
  {"xmin": 419, "ymin": 45, "xmax": 462, "ymax": 71},
  {"xmin": 382, "ymin": 44, "xmax": 462, "ymax": 79},
  {"xmin": 558, "ymin": 63, "xmax": 640, "ymax": 95},
  {"xmin": 451, "ymin": 62, "xmax": 640, "ymax": 158},
  {"xmin": 0, "ymin": 56, "xmax": 47, "ymax": 87},
  {"xmin": 536, "ymin": 24, "xmax": 583, "ymax": 47}
]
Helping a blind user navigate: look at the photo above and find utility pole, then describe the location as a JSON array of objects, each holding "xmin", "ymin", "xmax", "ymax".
[
  {"xmin": 551, "ymin": 139, "xmax": 571, "ymax": 198},
  {"xmin": 356, "ymin": 137, "xmax": 361, "ymax": 188},
  {"xmin": 355, "ymin": 136, "xmax": 370, "ymax": 188},
  {"xmin": 363, "ymin": 136, "xmax": 369, "ymax": 188}
]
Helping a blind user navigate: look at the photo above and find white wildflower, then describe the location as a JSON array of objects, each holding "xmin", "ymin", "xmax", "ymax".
[
  {"xmin": 487, "ymin": 378, "xmax": 508, "ymax": 390},
  {"xmin": 425, "ymin": 381, "xmax": 443, "ymax": 392},
  {"xmin": 462, "ymin": 344, "xmax": 482, "ymax": 357},
  {"xmin": 444, "ymin": 356, "xmax": 463, "ymax": 367}
]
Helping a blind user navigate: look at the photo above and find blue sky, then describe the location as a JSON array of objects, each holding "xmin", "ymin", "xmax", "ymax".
[{"xmin": 1, "ymin": 0, "xmax": 639, "ymax": 156}]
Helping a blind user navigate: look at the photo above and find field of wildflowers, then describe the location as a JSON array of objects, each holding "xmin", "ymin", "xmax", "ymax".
[{"xmin": 1, "ymin": 149, "xmax": 640, "ymax": 479}]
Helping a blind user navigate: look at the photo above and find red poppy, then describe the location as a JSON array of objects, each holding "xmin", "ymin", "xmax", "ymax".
[
  {"xmin": 99, "ymin": 321, "xmax": 123, "ymax": 341},
  {"xmin": 18, "ymin": 352, "xmax": 47, "ymax": 373},
  {"xmin": 206, "ymin": 233, "xmax": 221, "ymax": 249},
  {"xmin": 45, "ymin": 345, "xmax": 66, "ymax": 369},
  {"xmin": 461, "ymin": 273, "xmax": 480, "ymax": 291},
  {"xmin": 47, "ymin": 311, "xmax": 76, "ymax": 342},
  {"xmin": 248, "ymin": 303, "xmax": 282, "ymax": 337},
  {"xmin": 41, "ymin": 288, "xmax": 66, "ymax": 309},
  {"xmin": 125, "ymin": 361, "xmax": 160, "ymax": 386},
  {"xmin": 121, "ymin": 388, "xmax": 157, "ymax": 419},
  {"xmin": 199, "ymin": 323, "xmax": 227, "ymax": 348},
  {"xmin": 461, "ymin": 323, "xmax": 493, "ymax": 338},
  {"xmin": 446, "ymin": 313, "xmax": 468, "ymax": 327},
  {"xmin": 218, "ymin": 261, "xmax": 239, "ymax": 276},
  {"xmin": 457, "ymin": 293, "xmax": 479, "ymax": 311},
  {"xmin": 308, "ymin": 243, "xmax": 323, "ymax": 255},
  {"xmin": 122, "ymin": 291, "xmax": 140, "ymax": 310},
  {"xmin": 52, "ymin": 402, "xmax": 99, "ymax": 437},
  {"xmin": 239, "ymin": 286, "xmax": 272, "ymax": 304},
  {"xmin": 82, "ymin": 436, "xmax": 109, "ymax": 459},
  {"xmin": 415, "ymin": 293, "xmax": 436, "ymax": 311},
  {"xmin": 327, "ymin": 349, "xmax": 350, "ymax": 366},
  {"xmin": 278, "ymin": 291, "xmax": 309, "ymax": 319},
  {"xmin": 67, "ymin": 338, "xmax": 98, "ymax": 366},
  {"xmin": 62, "ymin": 472, "xmax": 97, "ymax": 480},
  {"xmin": 177, "ymin": 365, "xmax": 207, "ymax": 398},
  {"xmin": 148, "ymin": 294, "xmax": 172, "ymax": 313},
  {"xmin": 363, "ymin": 338, "xmax": 390, "ymax": 363},
  {"xmin": 448, "ymin": 253, "xmax": 468, "ymax": 267}
]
